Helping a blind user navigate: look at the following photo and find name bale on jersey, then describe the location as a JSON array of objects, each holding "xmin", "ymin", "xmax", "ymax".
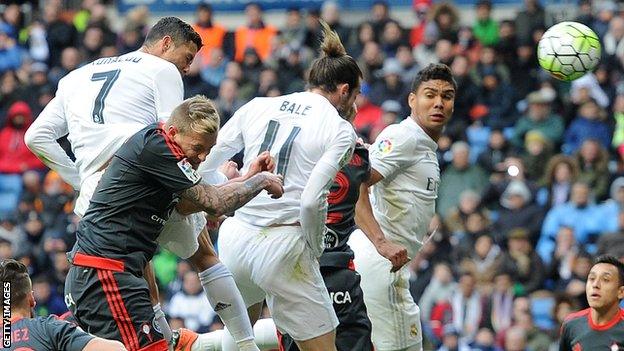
[{"xmin": 280, "ymin": 100, "xmax": 311, "ymax": 116}]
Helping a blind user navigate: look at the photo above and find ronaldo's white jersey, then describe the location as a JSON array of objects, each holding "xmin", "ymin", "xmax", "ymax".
[
  {"xmin": 200, "ymin": 92, "xmax": 356, "ymax": 256},
  {"xmin": 369, "ymin": 117, "xmax": 440, "ymax": 258},
  {"xmin": 25, "ymin": 50, "xmax": 184, "ymax": 188}
]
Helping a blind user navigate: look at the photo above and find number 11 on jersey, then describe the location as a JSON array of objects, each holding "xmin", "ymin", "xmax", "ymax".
[
  {"xmin": 258, "ymin": 120, "xmax": 301, "ymax": 181},
  {"xmin": 90, "ymin": 69, "xmax": 120, "ymax": 124}
]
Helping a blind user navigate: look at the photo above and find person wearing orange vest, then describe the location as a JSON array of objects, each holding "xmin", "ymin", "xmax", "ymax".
[
  {"xmin": 234, "ymin": 2, "xmax": 277, "ymax": 63},
  {"xmin": 192, "ymin": 3, "xmax": 226, "ymax": 67}
]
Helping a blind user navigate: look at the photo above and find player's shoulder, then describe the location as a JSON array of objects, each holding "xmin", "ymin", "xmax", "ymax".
[{"xmin": 563, "ymin": 308, "xmax": 591, "ymax": 324}]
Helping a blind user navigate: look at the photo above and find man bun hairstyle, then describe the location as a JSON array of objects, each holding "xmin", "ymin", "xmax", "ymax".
[
  {"xmin": 308, "ymin": 20, "xmax": 362, "ymax": 94},
  {"xmin": 144, "ymin": 16, "xmax": 203, "ymax": 50},
  {"xmin": 411, "ymin": 63, "xmax": 457, "ymax": 92}
]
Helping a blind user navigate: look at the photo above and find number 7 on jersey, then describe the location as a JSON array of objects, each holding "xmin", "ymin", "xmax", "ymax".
[{"xmin": 90, "ymin": 69, "xmax": 120, "ymax": 124}]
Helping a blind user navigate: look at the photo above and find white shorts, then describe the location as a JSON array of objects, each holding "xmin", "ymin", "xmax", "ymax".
[
  {"xmin": 217, "ymin": 217, "xmax": 338, "ymax": 341},
  {"xmin": 348, "ymin": 229, "xmax": 422, "ymax": 351},
  {"xmin": 74, "ymin": 170, "xmax": 206, "ymax": 259}
]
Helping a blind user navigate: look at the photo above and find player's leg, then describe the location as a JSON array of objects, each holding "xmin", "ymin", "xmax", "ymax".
[
  {"xmin": 220, "ymin": 311, "xmax": 277, "ymax": 351},
  {"xmin": 145, "ymin": 261, "xmax": 174, "ymax": 345},
  {"xmin": 65, "ymin": 263, "xmax": 168, "ymax": 351},
  {"xmin": 248, "ymin": 225, "xmax": 338, "ymax": 351},
  {"xmin": 348, "ymin": 229, "xmax": 422, "ymax": 351},
  {"xmin": 189, "ymin": 226, "xmax": 259, "ymax": 351}
]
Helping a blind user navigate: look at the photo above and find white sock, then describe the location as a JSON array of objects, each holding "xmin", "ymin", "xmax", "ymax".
[
  {"xmin": 198, "ymin": 264, "xmax": 259, "ymax": 351},
  {"xmin": 253, "ymin": 319, "xmax": 278, "ymax": 350},
  {"xmin": 152, "ymin": 303, "xmax": 173, "ymax": 345}
]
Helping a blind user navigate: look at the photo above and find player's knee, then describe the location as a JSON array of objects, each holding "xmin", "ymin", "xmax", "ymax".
[{"xmin": 188, "ymin": 251, "xmax": 220, "ymax": 271}]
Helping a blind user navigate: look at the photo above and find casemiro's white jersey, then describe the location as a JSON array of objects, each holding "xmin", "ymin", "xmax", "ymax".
[
  {"xmin": 200, "ymin": 92, "xmax": 356, "ymax": 254},
  {"xmin": 369, "ymin": 117, "xmax": 440, "ymax": 258},
  {"xmin": 25, "ymin": 50, "xmax": 183, "ymax": 188}
]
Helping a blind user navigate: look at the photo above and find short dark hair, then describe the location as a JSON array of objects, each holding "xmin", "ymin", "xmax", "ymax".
[
  {"xmin": 144, "ymin": 17, "xmax": 203, "ymax": 50},
  {"xmin": 594, "ymin": 255, "xmax": 624, "ymax": 287},
  {"xmin": 0, "ymin": 259, "xmax": 31, "ymax": 308},
  {"xmin": 410, "ymin": 63, "xmax": 457, "ymax": 92}
]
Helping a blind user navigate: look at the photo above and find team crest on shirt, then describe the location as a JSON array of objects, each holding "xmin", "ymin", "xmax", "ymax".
[
  {"xmin": 410, "ymin": 324, "xmax": 418, "ymax": 338},
  {"xmin": 377, "ymin": 139, "xmax": 393, "ymax": 154},
  {"xmin": 177, "ymin": 158, "xmax": 201, "ymax": 183}
]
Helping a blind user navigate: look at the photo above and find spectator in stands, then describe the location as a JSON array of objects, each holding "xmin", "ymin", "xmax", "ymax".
[
  {"xmin": 438, "ymin": 141, "xmax": 489, "ymax": 217},
  {"xmin": 409, "ymin": 0, "xmax": 432, "ymax": 48},
  {"xmin": 596, "ymin": 211, "xmax": 624, "ymax": 257},
  {"xmin": 476, "ymin": 129, "xmax": 509, "ymax": 176},
  {"xmin": 472, "ymin": 0, "xmax": 499, "ymax": 46},
  {"xmin": 494, "ymin": 180, "xmax": 544, "ymax": 246},
  {"xmin": 395, "ymin": 44, "xmax": 420, "ymax": 85},
  {"xmin": 522, "ymin": 131, "xmax": 553, "ymax": 182},
  {"xmin": 429, "ymin": 2, "xmax": 460, "ymax": 43},
  {"xmin": 214, "ymin": 78, "xmax": 244, "ymax": 127},
  {"xmin": 234, "ymin": 2, "xmax": 277, "ymax": 63},
  {"xmin": 603, "ymin": 16, "xmax": 624, "ymax": 61},
  {"xmin": 495, "ymin": 20, "xmax": 517, "ymax": 69},
  {"xmin": 419, "ymin": 263, "xmax": 457, "ymax": 327},
  {"xmin": 200, "ymin": 47, "xmax": 228, "ymax": 92},
  {"xmin": 475, "ymin": 68, "xmax": 515, "ymax": 129},
  {"xmin": 240, "ymin": 47, "xmax": 263, "ymax": 87},
  {"xmin": 192, "ymin": 3, "xmax": 226, "ymax": 67},
  {"xmin": 48, "ymin": 47, "xmax": 82, "ymax": 88},
  {"xmin": 369, "ymin": 58, "xmax": 410, "ymax": 113},
  {"xmin": 597, "ymin": 177, "xmax": 624, "ymax": 233},
  {"xmin": 32, "ymin": 276, "xmax": 67, "ymax": 317},
  {"xmin": 499, "ymin": 228, "xmax": 545, "ymax": 294},
  {"xmin": 574, "ymin": 139, "xmax": 610, "ymax": 201},
  {"xmin": 450, "ymin": 271, "xmax": 484, "ymax": 343},
  {"xmin": 437, "ymin": 324, "xmax": 471, "ymax": 351},
  {"xmin": 515, "ymin": 0, "xmax": 546, "ymax": 44},
  {"xmin": 593, "ymin": 0, "xmax": 618, "ymax": 39},
  {"xmin": 369, "ymin": 99, "xmax": 401, "ymax": 141},
  {"xmin": 444, "ymin": 189, "xmax": 486, "ymax": 236},
  {"xmin": 510, "ymin": 40, "xmax": 541, "ymax": 104},
  {"xmin": 348, "ymin": 21, "xmax": 374, "ymax": 59},
  {"xmin": 512, "ymin": 89, "xmax": 565, "ymax": 148},
  {"xmin": 369, "ymin": 0, "xmax": 394, "ymax": 40},
  {"xmin": 43, "ymin": 3, "xmax": 78, "ymax": 69},
  {"xmin": 538, "ymin": 182, "xmax": 601, "ymax": 262},
  {"xmin": 460, "ymin": 234, "xmax": 502, "ymax": 288},
  {"xmin": 168, "ymin": 270, "xmax": 217, "ymax": 332},
  {"xmin": 446, "ymin": 56, "xmax": 477, "ymax": 140},
  {"xmin": 357, "ymin": 40, "xmax": 384, "ymax": 84},
  {"xmin": 280, "ymin": 8, "xmax": 306, "ymax": 52},
  {"xmin": 483, "ymin": 270, "xmax": 514, "ymax": 334},
  {"xmin": 556, "ymin": 252, "xmax": 591, "ymax": 308},
  {"xmin": 379, "ymin": 20, "xmax": 406, "ymax": 57},
  {"xmin": 184, "ymin": 59, "xmax": 217, "ymax": 99},
  {"xmin": 504, "ymin": 326, "xmax": 529, "ymax": 351},
  {"xmin": 513, "ymin": 308, "xmax": 553, "ymax": 351},
  {"xmin": 0, "ymin": 100, "xmax": 46, "ymax": 181},
  {"xmin": 564, "ymin": 100, "xmax": 612, "ymax": 154},
  {"xmin": 546, "ymin": 226, "xmax": 580, "ymax": 286},
  {"xmin": 321, "ymin": 1, "xmax": 351, "ymax": 44},
  {"xmin": 0, "ymin": 213, "xmax": 23, "ymax": 253},
  {"xmin": 536, "ymin": 155, "xmax": 578, "ymax": 209},
  {"xmin": 0, "ymin": 26, "xmax": 22, "ymax": 75},
  {"xmin": 353, "ymin": 83, "xmax": 382, "ymax": 141},
  {"xmin": 117, "ymin": 21, "xmax": 144, "ymax": 55}
]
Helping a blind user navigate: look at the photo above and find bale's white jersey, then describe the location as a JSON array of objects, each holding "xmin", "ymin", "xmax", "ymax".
[
  {"xmin": 200, "ymin": 92, "xmax": 356, "ymax": 256},
  {"xmin": 25, "ymin": 50, "xmax": 183, "ymax": 188},
  {"xmin": 369, "ymin": 117, "xmax": 440, "ymax": 258}
]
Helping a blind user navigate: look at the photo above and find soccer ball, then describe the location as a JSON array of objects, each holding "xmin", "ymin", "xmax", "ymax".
[{"xmin": 537, "ymin": 21, "xmax": 601, "ymax": 81}]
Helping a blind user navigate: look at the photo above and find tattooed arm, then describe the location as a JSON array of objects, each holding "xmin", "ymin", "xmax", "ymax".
[{"xmin": 178, "ymin": 171, "xmax": 283, "ymax": 217}]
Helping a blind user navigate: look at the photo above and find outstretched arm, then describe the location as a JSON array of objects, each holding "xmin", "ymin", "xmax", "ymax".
[{"xmin": 179, "ymin": 171, "xmax": 283, "ymax": 217}]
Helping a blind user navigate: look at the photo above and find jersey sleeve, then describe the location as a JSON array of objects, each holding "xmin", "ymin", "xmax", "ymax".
[
  {"xmin": 138, "ymin": 129, "xmax": 202, "ymax": 193},
  {"xmin": 301, "ymin": 122, "xmax": 356, "ymax": 258},
  {"xmin": 558, "ymin": 322, "xmax": 571, "ymax": 351},
  {"xmin": 369, "ymin": 125, "xmax": 414, "ymax": 179},
  {"xmin": 24, "ymin": 81, "xmax": 81, "ymax": 189},
  {"xmin": 46, "ymin": 316, "xmax": 95, "ymax": 351},
  {"xmin": 199, "ymin": 99, "xmax": 251, "ymax": 173},
  {"xmin": 154, "ymin": 64, "xmax": 184, "ymax": 122}
]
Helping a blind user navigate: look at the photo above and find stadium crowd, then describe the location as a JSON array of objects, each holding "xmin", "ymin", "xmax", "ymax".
[{"xmin": 1, "ymin": 0, "xmax": 624, "ymax": 349}]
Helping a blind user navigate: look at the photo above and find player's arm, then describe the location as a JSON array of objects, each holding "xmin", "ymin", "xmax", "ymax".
[
  {"xmin": 355, "ymin": 182, "xmax": 408, "ymax": 272},
  {"xmin": 82, "ymin": 338, "xmax": 127, "ymax": 351},
  {"xmin": 24, "ymin": 91, "xmax": 81, "ymax": 189},
  {"xmin": 354, "ymin": 128, "xmax": 411, "ymax": 271},
  {"xmin": 300, "ymin": 128, "xmax": 356, "ymax": 258},
  {"xmin": 179, "ymin": 171, "xmax": 283, "ymax": 217}
]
